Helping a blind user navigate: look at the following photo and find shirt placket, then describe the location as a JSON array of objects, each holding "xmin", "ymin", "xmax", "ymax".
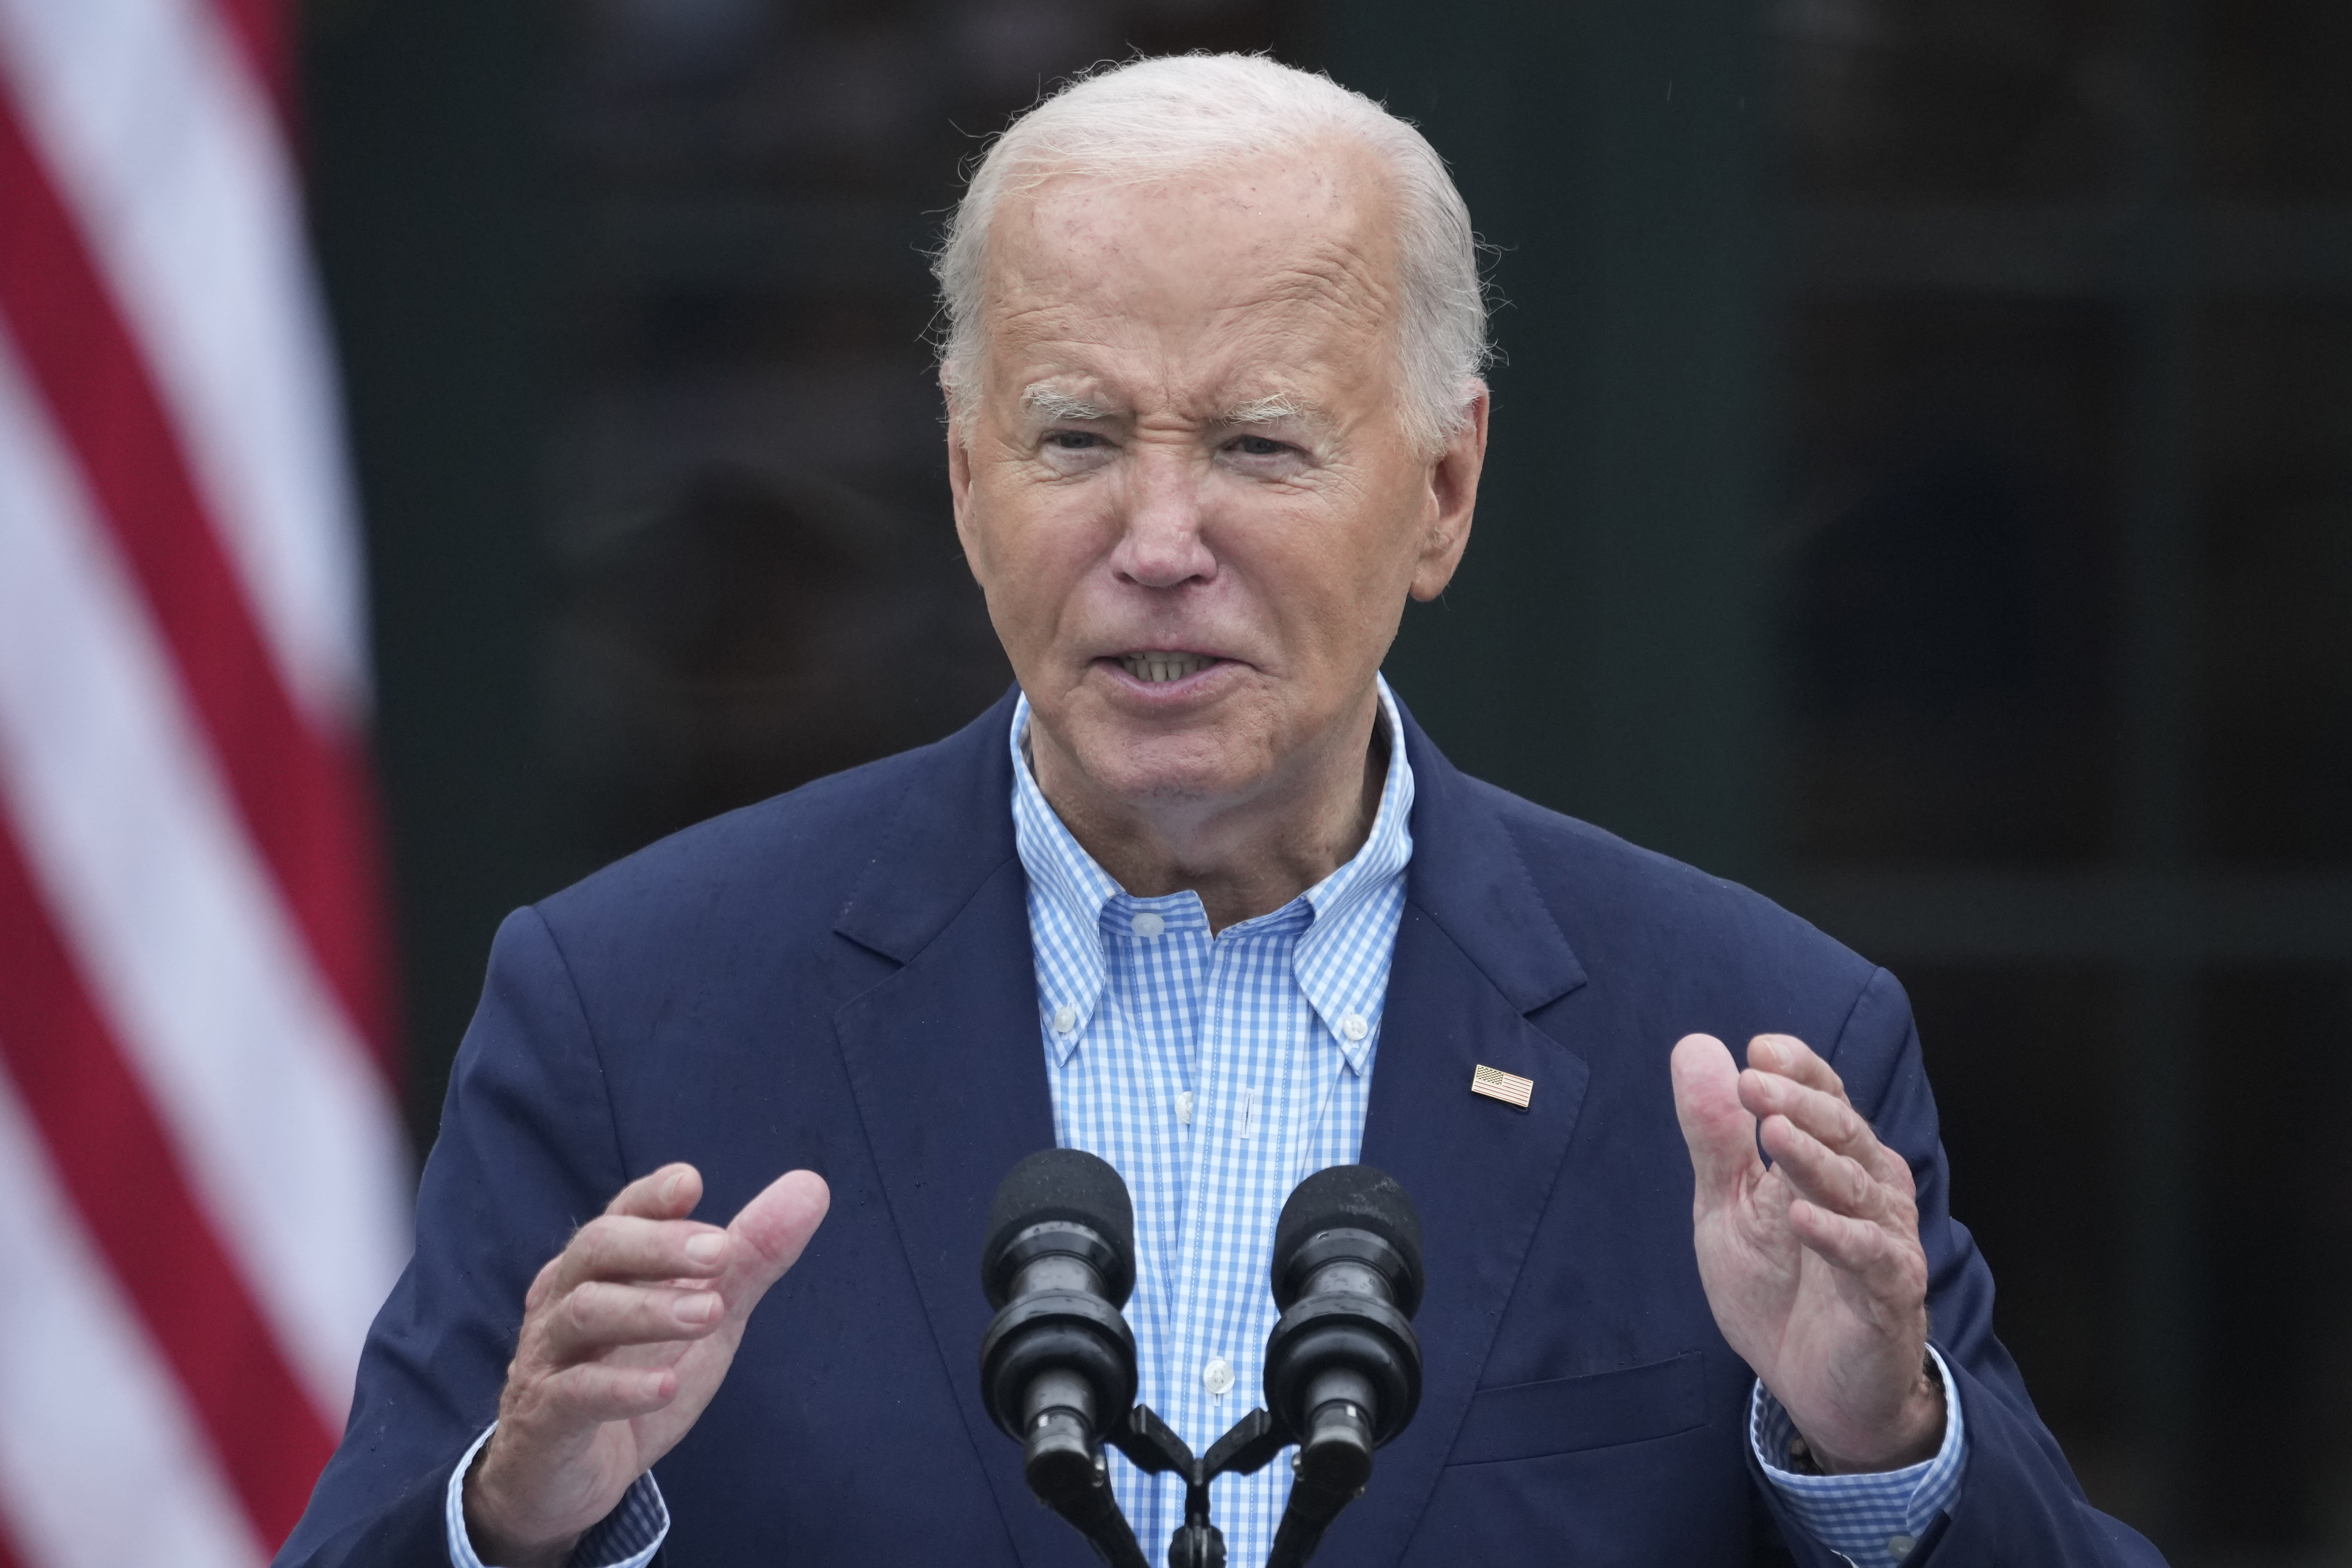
[
  {"xmin": 1169, "ymin": 927, "xmax": 1226, "ymax": 1471},
  {"xmin": 1108, "ymin": 893, "xmax": 1203, "ymax": 1555}
]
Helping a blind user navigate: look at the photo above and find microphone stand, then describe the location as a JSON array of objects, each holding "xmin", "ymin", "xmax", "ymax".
[
  {"xmin": 1015, "ymin": 1401, "xmax": 1297, "ymax": 1568},
  {"xmin": 1106, "ymin": 1405, "xmax": 1289, "ymax": 1568},
  {"xmin": 1074, "ymin": 1402, "xmax": 1367, "ymax": 1568}
]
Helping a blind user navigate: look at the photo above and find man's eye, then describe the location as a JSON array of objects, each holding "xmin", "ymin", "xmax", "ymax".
[
  {"xmin": 1231, "ymin": 435, "xmax": 1289, "ymax": 457},
  {"xmin": 1044, "ymin": 430, "xmax": 1104, "ymax": 451}
]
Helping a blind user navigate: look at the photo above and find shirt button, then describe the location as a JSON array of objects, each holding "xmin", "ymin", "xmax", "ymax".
[
  {"xmin": 1174, "ymin": 1091, "xmax": 1194, "ymax": 1124},
  {"xmin": 1202, "ymin": 1356, "xmax": 1234, "ymax": 1397},
  {"xmin": 1130, "ymin": 911, "xmax": 1165, "ymax": 938},
  {"xmin": 1886, "ymin": 1536, "xmax": 1916, "ymax": 1560},
  {"xmin": 1340, "ymin": 1012, "xmax": 1369, "ymax": 1042},
  {"xmin": 1052, "ymin": 1005, "xmax": 1077, "ymax": 1034}
]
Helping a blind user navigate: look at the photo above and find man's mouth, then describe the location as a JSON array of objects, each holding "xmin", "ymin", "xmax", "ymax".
[{"xmin": 1118, "ymin": 651, "xmax": 1222, "ymax": 684}]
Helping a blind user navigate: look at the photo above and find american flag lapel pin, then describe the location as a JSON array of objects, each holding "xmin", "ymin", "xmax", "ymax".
[{"xmin": 1470, "ymin": 1063, "xmax": 1534, "ymax": 1111}]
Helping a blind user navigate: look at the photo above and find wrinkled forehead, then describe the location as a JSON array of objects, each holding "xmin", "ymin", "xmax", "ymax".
[{"xmin": 973, "ymin": 148, "xmax": 1406, "ymax": 405}]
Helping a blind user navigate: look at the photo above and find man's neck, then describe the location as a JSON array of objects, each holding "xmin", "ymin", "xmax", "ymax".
[{"xmin": 1029, "ymin": 699, "xmax": 1390, "ymax": 934}]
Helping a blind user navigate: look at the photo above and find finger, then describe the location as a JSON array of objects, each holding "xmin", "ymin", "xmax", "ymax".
[
  {"xmin": 1671, "ymin": 1034, "xmax": 1762, "ymax": 1210},
  {"xmin": 1787, "ymin": 1198, "xmax": 1927, "ymax": 1302},
  {"xmin": 1886, "ymin": 1146, "xmax": 1919, "ymax": 1200},
  {"xmin": 512, "ymin": 1360, "xmax": 682, "ymax": 1428},
  {"xmin": 1747, "ymin": 1035, "xmax": 1846, "ymax": 1102},
  {"xmin": 532, "ymin": 1280, "xmax": 726, "ymax": 1364},
  {"xmin": 607, "ymin": 1162, "xmax": 703, "ymax": 1221},
  {"xmin": 717, "ymin": 1170, "xmax": 831, "ymax": 1320},
  {"xmin": 1740, "ymin": 1069, "xmax": 1876, "ymax": 1162},
  {"xmin": 1757, "ymin": 1113, "xmax": 1889, "ymax": 1226},
  {"xmin": 534, "ymin": 1162, "xmax": 718, "ymax": 1299},
  {"xmin": 1741, "ymin": 1066, "xmax": 1916, "ymax": 1191},
  {"xmin": 546, "ymin": 1213, "xmax": 732, "ymax": 1297}
]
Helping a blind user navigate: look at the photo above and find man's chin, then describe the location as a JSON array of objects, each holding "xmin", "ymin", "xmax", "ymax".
[
  {"xmin": 1080, "ymin": 748, "xmax": 1257, "ymax": 808},
  {"xmin": 1053, "ymin": 726, "xmax": 1268, "ymax": 813}
]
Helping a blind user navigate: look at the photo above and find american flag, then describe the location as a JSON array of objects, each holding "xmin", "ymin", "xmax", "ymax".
[{"xmin": 0, "ymin": 0, "xmax": 411, "ymax": 1562}]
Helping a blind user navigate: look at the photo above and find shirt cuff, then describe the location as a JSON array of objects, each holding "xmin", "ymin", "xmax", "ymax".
[
  {"xmin": 444, "ymin": 1422, "xmax": 670, "ymax": 1568},
  {"xmin": 1748, "ymin": 1345, "xmax": 1967, "ymax": 1566}
]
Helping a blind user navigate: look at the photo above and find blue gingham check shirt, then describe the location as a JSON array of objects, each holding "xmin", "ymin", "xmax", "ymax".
[{"xmin": 444, "ymin": 675, "xmax": 1963, "ymax": 1568}]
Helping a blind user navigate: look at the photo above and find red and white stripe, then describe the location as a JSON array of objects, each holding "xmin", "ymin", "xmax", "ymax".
[{"xmin": 0, "ymin": 0, "xmax": 410, "ymax": 1561}]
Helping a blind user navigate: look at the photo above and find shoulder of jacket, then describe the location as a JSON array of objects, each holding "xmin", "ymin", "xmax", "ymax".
[{"xmin": 1458, "ymin": 773, "xmax": 1880, "ymax": 996}]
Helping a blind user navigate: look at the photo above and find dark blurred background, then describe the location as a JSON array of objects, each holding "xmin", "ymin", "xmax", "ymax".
[{"xmin": 298, "ymin": 0, "xmax": 2352, "ymax": 1558}]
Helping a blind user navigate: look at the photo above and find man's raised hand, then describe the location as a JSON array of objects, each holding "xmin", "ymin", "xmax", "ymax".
[
  {"xmin": 463, "ymin": 1163, "xmax": 830, "ymax": 1567},
  {"xmin": 1670, "ymin": 1033, "xmax": 1944, "ymax": 1473}
]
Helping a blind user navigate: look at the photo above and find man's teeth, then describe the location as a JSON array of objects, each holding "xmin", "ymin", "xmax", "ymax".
[{"xmin": 1121, "ymin": 652, "xmax": 1218, "ymax": 684}]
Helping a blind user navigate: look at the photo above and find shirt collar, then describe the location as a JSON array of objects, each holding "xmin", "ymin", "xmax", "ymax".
[
  {"xmin": 1291, "ymin": 684, "xmax": 1413, "ymax": 1072},
  {"xmin": 1010, "ymin": 678, "xmax": 1415, "ymax": 1070}
]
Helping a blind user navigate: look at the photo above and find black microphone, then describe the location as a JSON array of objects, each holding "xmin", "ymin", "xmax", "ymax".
[
  {"xmin": 977, "ymin": 1149, "xmax": 1147, "ymax": 1563},
  {"xmin": 1261, "ymin": 1164, "xmax": 1424, "ymax": 1568}
]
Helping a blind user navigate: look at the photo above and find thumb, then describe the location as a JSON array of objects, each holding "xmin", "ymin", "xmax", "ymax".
[
  {"xmin": 1671, "ymin": 1033, "xmax": 1760, "ymax": 1212},
  {"xmin": 719, "ymin": 1169, "xmax": 830, "ymax": 1315}
]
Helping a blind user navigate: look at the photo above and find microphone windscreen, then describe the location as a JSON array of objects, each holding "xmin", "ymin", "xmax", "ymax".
[
  {"xmin": 983, "ymin": 1147, "xmax": 1137, "ymax": 1298},
  {"xmin": 1272, "ymin": 1164, "xmax": 1424, "ymax": 1310}
]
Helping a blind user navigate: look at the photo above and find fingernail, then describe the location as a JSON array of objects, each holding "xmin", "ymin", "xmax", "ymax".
[
  {"xmin": 1754, "ymin": 1040, "xmax": 1783, "ymax": 1069},
  {"xmin": 660, "ymin": 1169, "xmax": 685, "ymax": 1204},
  {"xmin": 674, "ymin": 1291, "xmax": 719, "ymax": 1325},
  {"xmin": 685, "ymin": 1233, "xmax": 726, "ymax": 1265}
]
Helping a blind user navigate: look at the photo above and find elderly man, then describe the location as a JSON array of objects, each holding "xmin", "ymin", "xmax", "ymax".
[{"xmin": 280, "ymin": 54, "xmax": 2160, "ymax": 1568}]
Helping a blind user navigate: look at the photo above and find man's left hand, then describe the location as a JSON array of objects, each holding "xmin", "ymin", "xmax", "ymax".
[{"xmin": 1670, "ymin": 1032, "xmax": 1945, "ymax": 1473}]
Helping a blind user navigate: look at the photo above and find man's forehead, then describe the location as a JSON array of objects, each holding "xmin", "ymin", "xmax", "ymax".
[
  {"xmin": 1011, "ymin": 145, "xmax": 1387, "ymax": 240},
  {"xmin": 967, "ymin": 152, "xmax": 1403, "ymax": 428},
  {"xmin": 985, "ymin": 159, "xmax": 1399, "ymax": 316},
  {"xmin": 988, "ymin": 224, "xmax": 1390, "ymax": 329},
  {"xmin": 985, "ymin": 304, "xmax": 1355, "ymax": 422}
]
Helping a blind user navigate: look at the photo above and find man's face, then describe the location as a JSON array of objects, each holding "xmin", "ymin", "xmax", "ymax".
[{"xmin": 948, "ymin": 143, "xmax": 1482, "ymax": 821}]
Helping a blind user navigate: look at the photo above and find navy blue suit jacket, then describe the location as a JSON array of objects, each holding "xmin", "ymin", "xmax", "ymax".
[{"xmin": 279, "ymin": 691, "xmax": 2162, "ymax": 1566}]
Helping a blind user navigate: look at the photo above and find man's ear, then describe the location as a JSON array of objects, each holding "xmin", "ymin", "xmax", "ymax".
[
  {"xmin": 946, "ymin": 404, "xmax": 980, "ymax": 564},
  {"xmin": 1409, "ymin": 381, "xmax": 1488, "ymax": 602}
]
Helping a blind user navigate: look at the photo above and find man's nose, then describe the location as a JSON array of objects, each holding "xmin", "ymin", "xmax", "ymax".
[{"xmin": 1108, "ymin": 448, "xmax": 1217, "ymax": 589}]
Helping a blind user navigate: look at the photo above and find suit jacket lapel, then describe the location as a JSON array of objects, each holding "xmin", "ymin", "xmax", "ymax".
[
  {"xmin": 1329, "ymin": 702, "xmax": 1594, "ymax": 1568},
  {"xmin": 830, "ymin": 692, "xmax": 1088, "ymax": 1568}
]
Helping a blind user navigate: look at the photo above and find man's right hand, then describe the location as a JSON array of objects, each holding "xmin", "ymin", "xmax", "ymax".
[{"xmin": 463, "ymin": 1163, "xmax": 830, "ymax": 1567}]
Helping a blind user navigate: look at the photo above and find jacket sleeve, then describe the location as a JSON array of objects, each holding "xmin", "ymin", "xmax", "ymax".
[
  {"xmin": 1748, "ymin": 966, "xmax": 2168, "ymax": 1568},
  {"xmin": 274, "ymin": 906, "xmax": 634, "ymax": 1568}
]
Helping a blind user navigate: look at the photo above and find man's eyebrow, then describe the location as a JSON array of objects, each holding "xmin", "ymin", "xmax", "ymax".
[
  {"xmin": 1217, "ymin": 394, "xmax": 1316, "ymax": 425},
  {"xmin": 1021, "ymin": 385, "xmax": 1118, "ymax": 421}
]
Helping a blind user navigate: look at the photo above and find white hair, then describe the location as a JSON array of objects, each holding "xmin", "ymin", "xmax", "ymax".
[{"xmin": 933, "ymin": 53, "xmax": 1490, "ymax": 455}]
